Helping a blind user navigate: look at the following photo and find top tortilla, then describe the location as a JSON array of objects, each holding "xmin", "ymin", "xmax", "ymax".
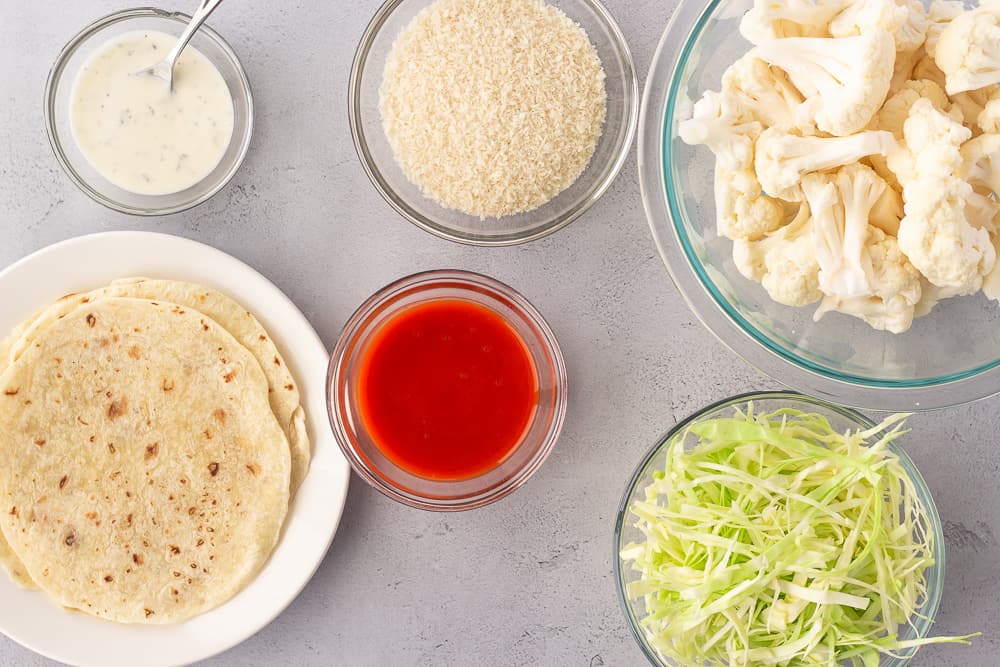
[{"xmin": 0, "ymin": 297, "xmax": 291, "ymax": 623}]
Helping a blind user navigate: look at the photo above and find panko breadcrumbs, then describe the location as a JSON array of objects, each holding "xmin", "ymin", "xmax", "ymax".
[{"xmin": 379, "ymin": 0, "xmax": 607, "ymax": 219}]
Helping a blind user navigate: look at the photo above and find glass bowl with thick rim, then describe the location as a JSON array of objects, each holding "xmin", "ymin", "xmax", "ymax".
[
  {"xmin": 349, "ymin": 0, "xmax": 639, "ymax": 246},
  {"xmin": 639, "ymin": 0, "xmax": 1000, "ymax": 410},
  {"xmin": 327, "ymin": 270, "xmax": 568, "ymax": 510},
  {"xmin": 613, "ymin": 391, "xmax": 945, "ymax": 667},
  {"xmin": 45, "ymin": 7, "xmax": 253, "ymax": 216}
]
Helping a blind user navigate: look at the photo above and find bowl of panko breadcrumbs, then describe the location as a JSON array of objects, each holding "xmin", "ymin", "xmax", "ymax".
[{"xmin": 349, "ymin": 0, "xmax": 638, "ymax": 246}]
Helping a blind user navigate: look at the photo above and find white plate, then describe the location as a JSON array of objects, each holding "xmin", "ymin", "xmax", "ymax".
[{"xmin": 0, "ymin": 231, "xmax": 350, "ymax": 667}]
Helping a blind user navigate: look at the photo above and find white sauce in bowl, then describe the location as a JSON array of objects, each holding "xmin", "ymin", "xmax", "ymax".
[{"xmin": 70, "ymin": 30, "xmax": 235, "ymax": 196}]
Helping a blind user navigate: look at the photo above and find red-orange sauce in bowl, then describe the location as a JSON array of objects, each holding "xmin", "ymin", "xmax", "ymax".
[{"xmin": 356, "ymin": 299, "xmax": 539, "ymax": 481}]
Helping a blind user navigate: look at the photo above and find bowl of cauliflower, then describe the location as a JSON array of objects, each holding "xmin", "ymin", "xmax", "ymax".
[{"xmin": 640, "ymin": 0, "xmax": 1000, "ymax": 410}]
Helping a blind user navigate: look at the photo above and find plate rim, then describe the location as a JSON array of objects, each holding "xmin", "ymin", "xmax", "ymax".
[{"xmin": 0, "ymin": 230, "xmax": 350, "ymax": 667}]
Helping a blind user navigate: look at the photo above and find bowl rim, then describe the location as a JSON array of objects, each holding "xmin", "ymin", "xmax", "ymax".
[
  {"xmin": 348, "ymin": 0, "xmax": 640, "ymax": 247},
  {"xmin": 637, "ymin": 0, "xmax": 1000, "ymax": 411},
  {"xmin": 612, "ymin": 390, "xmax": 945, "ymax": 667},
  {"xmin": 44, "ymin": 6, "xmax": 254, "ymax": 217},
  {"xmin": 326, "ymin": 269, "xmax": 569, "ymax": 510}
]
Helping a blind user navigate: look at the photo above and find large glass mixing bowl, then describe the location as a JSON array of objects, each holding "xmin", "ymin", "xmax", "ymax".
[{"xmin": 638, "ymin": 0, "xmax": 1000, "ymax": 410}]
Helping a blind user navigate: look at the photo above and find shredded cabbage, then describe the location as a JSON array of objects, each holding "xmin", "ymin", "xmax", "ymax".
[{"xmin": 620, "ymin": 407, "xmax": 977, "ymax": 666}]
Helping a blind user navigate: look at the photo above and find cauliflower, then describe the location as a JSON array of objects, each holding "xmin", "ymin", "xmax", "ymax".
[
  {"xmin": 911, "ymin": 51, "xmax": 950, "ymax": 89},
  {"xmin": 678, "ymin": 90, "xmax": 761, "ymax": 170},
  {"xmin": 733, "ymin": 203, "xmax": 824, "ymax": 305},
  {"xmin": 887, "ymin": 97, "xmax": 971, "ymax": 186},
  {"xmin": 740, "ymin": 0, "xmax": 847, "ymax": 44},
  {"xmin": 829, "ymin": 0, "xmax": 928, "ymax": 53},
  {"xmin": 714, "ymin": 162, "xmax": 788, "ymax": 240},
  {"xmin": 961, "ymin": 132, "xmax": 1000, "ymax": 193},
  {"xmin": 924, "ymin": 0, "xmax": 965, "ymax": 56},
  {"xmin": 934, "ymin": 3, "xmax": 1000, "ymax": 94},
  {"xmin": 898, "ymin": 179, "xmax": 996, "ymax": 292},
  {"xmin": 754, "ymin": 127, "xmax": 897, "ymax": 200},
  {"xmin": 814, "ymin": 228, "xmax": 923, "ymax": 331},
  {"xmin": 982, "ymin": 234, "xmax": 1000, "ymax": 299},
  {"xmin": 721, "ymin": 55, "xmax": 809, "ymax": 130},
  {"xmin": 801, "ymin": 165, "xmax": 886, "ymax": 298},
  {"xmin": 869, "ymin": 180, "xmax": 904, "ymax": 234},
  {"xmin": 751, "ymin": 29, "xmax": 896, "ymax": 136}
]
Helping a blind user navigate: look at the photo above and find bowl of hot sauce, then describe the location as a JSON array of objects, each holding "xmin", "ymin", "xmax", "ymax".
[{"xmin": 328, "ymin": 270, "xmax": 567, "ymax": 510}]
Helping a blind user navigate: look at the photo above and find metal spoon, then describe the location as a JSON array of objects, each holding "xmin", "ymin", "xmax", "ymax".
[{"xmin": 136, "ymin": 0, "xmax": 226, "ymax": 90}]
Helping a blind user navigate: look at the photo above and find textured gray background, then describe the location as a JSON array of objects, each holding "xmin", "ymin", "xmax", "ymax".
[{"xmin": 0, "ymin": 1, "xmax": 997, "ymax": 665}]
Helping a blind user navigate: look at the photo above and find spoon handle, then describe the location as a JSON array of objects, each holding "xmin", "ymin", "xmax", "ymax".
[{"xmin": 166, "ymin": 0, "xmax": 226, "ymax": 70}]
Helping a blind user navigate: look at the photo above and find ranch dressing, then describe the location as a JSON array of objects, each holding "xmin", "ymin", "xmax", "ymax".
[{"xmin": 70, "ymin": 30, "xmax": 234, "ymax": 196}]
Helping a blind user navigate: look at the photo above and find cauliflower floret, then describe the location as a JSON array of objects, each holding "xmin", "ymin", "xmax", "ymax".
[
  {"xmin": 887, "ymin": 97, "xmax": 971, "ymax": 187},
  {"xmin": 678, "ymin": 90, "xmax": 761, "ymax": 170},
  {"xmin": 740, "ymin": 0, "xmax": 847, "ymax": 44},
  {"xmin": 982, "ymin": 234, "xmax": 1000, "ymax": 300},
  {"xmin": 721, "ymin": 55, "xmax": 809, "ymax": 131},
  {"xmin": 734, "ymin": 203, "xmax": 824, "ymax": 305},
  {"xmin": 898, "ymin": 179, "xmax": 996, "ymax": 292},
  {"xmin": 801, "ymin": 165, "xmax": 886, "ymax": 298},
  {"xmin": 814, "ymin": 228, "xmax": 923, "ymax": 332},
  {"xmin": 829, "ymin": 0, "xmax": 928, "ymax": 53},
  {"xmin": 751, "ymin": 29, "xmax": 896, "ymax": 136},
  {"xmin": 934, "ymin": 3, "xmax": 1000, "ymax": 94},
  {"xmin": 754, "ymin": 126, "xmax": 897, "ymax": 201},
  {"xmin": 874, "ymin": 79, "xmax": 955, "ymax": 136},
  {"xmin": 715, "ymin": 163, "xmax": 787, "ymax": 240}
]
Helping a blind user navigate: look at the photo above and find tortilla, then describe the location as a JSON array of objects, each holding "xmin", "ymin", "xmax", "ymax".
[
  {"xmin": 0, "ymin": 297, "xmax": 290, "ymax": 623},
  {"xmin": 3, "ymin": 278, "xmax": 309, "ymax": 492}
]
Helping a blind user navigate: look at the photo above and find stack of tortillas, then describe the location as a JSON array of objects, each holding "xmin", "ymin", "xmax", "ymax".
[{"xmin": 0, "ymin": 278, "xmax": 309, "ymax": 624}]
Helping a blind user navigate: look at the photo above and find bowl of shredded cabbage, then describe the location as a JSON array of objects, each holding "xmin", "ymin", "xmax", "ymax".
[
  {"xmin": 640, "ymin": 0, "xmax": 1000, "ymax": 410},
  {"xmin": 614, "ymin": 392, "xmax": 977, "ymax": 667}
]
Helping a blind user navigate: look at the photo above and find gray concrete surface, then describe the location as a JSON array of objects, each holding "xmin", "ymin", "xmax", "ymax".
[{"xmin": 0, "ymin": 1, "xmax": 997, "ymax": 665}]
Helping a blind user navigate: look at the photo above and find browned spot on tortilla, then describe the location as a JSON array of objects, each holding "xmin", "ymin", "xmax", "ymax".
[
  {"xmin": 144, "ymin": 443, "xmax": 159, "ymax": 460},
  {"xmin": 23, "ymin": 400, "xmax": 31, "ymax": 405},
  {"xmin": 200, "ymin": 319, "xmax": 210, "ymax": 331},
  {"xmin": 162, "ymin": 378, "xmax": 175, "ymax": 392},
  {"xmin": 133, "ymin": 553, "xmax": 143, "ymax": 565},
  {"xmin": 103, "ymin": 575, "xmax": 113, "ymax": 583},
  {"xmin": 109, "ymin": 470, "xmax": 120, "ymax": 480},
  {"xmin": 107, "ymin": 397, "xmax": 128, "ymax": 420},
  {"xmin": 212, "ymin": 408, "xmax": 227, "ymax": 424},
  {"xmin": 86, "ymin": 314, "xmax": 96, "ymax": 327},
  {"xmin": 3, "ymin": 388, "xmax": 19, "ymax": 396},
  {"xmin": 77, "ymin": 416, "xmax": 90, "ymax": 426},
  {"xmin": 246, "ymin": 463, "xmax": 261, "ymax": 477},
  {"xmin": 8, "ymin": 507, "xmax": 17, "ymax": 517},
  {"xmin": 208, "ymin": 462, "xmax": 219, "ymax": 477},
  {"xmin": 59, "ymin": 476, "xmax": 68, "ymax": 490},
  {"xmin": 188, "ymin": 507, "xmax": 196, "ymax": 516},
  {"xmin": 88, "ymin": 435, "xmax": 95, "ymax": 443},
  {"xmin": 223, "ymin": 370, "xmax": 236, "ymax": 383},
  {"xmin": 285, "ymin": 383, "xmax": 294, "ymax": 391},
  {"xmin": 273, "ymin": 356, "xmax": 281, "ymax": 366},
  {"xmin": 169, "ymin": 545, "xmax": 180, "ymax": 555},
  {"xmin": 127, "ymin": 345, "xmax": 141, "ymax": 360},
  {"xmin": 144, "ymin": 609, "xmax": 154, "ymax": 618},
  {"xmin": 85, "ymin": 512, "xmax": 98, "ymax": 521},
  {"xmin": 172, "ymin": 571, "xmax": 182, "ymax": 578},
  {"xmin": 126, "ymin": 514, "xmax": 133, "ymax": 527},
  {"xmin": 80, "ymin": 296, "xmax": 90, "ymax": 303},
  {"xmin": 107, "ymin": 442, "xmax": 116, "ymax": 453},
  {"xmin": 34, "ymin": 438, "xmax": 45, "ymax": 447},
  {"xmin": 203, "ymin": 428, "xmax": 214, "ymax": 440},
  {"xmin": 151, "ymin": 302, "xmax": 159, "ymax": 306},
  {"xmin": 196, "ymin": 538, "xmax": 205, "ymax": 547},
  {"xmin": 100, "ymin": 338, "xmax": 110, "ymax": 348},
  {"xmin": 64, "ymin": 528, "xmax": 78, "ymax": 547}
]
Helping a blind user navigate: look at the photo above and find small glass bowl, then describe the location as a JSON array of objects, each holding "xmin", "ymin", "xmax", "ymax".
[
  {"xmin": 349, "ymin": 0, "xmax": 639, "ymax": 246},
  {"xmin": 327, "ymin": 270, "xmax": 568, "ymax": 510},
  {"xmin": 44, "ymin": 8, "xmax": 254, "ymax": 216},
  {"xmin": 614, "ymin": 392, "xmax": 945, "ymax": 667}
]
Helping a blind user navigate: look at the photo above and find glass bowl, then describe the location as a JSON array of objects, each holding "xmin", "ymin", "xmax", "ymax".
[
  {"xmin": 45, "ymin": 8, "xmax": 254, "ymax": 216},
  {"xmin": 327, "ymin": 270, "xmax": 568, "ymax": 510},
  {"xmin": 614, "ymin": 391, "xmax": 945, "ymax": 667},
  {"xmin": 638, "ymin": 0, "xmax": 1000, "ymax": 410},
  {"xmin": 349, "ymin": 0, "xmax": 638, "ymax": 246}
]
